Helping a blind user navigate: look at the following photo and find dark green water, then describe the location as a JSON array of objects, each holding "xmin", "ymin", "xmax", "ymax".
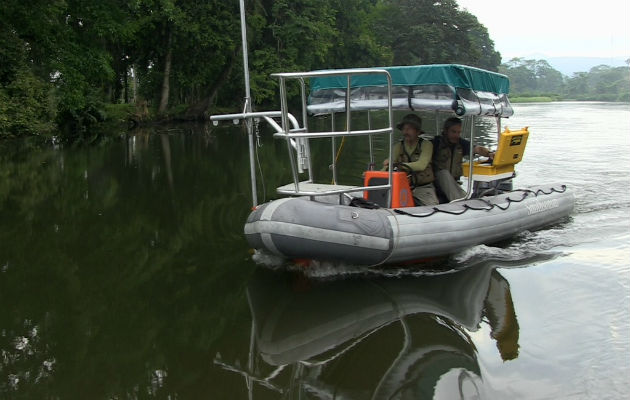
[{"xmin": 1, "ymin": 103, "xmax": 629, "ymax": 399}]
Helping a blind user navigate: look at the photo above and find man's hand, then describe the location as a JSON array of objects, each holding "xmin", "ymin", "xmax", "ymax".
[{"xmin": 474, "ymin": 145, "xmax": 493, "ymax": 158}]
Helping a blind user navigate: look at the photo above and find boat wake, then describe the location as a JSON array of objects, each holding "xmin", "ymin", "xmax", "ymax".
[
  {"xmin": 251, "ymin": 221, "xmax": 575, "ymax": 280},
  {"xmin": 453, "ymin": 240, "xmax": 561, "ymax": 267},
  {"xmin": 252, "ymin": 249, "xmax": 456, "ymax": 278},
  {"xmin": 251, "ymin": 250, "xmax": 286, "ymax": 268}
]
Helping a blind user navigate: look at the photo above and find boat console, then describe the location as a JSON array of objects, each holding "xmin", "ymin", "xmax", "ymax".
[{"xmin": 462, "ymin": 127, "xmax": 529, "ymax": 182}]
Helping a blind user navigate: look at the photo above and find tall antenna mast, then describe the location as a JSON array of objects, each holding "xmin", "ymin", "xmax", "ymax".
[{"xmin": 239, "ymin": 0, "xmax": 258, "ymax": 207}]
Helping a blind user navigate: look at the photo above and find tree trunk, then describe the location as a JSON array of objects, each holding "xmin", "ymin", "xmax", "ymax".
[
  {"xmin": 158, "ymin": 29, "xmax": 173, "ymax": 115},
  {"xmin": 123, "ymin": 63, "xmax": 129, "ymax": 104},
  {"xmin": 131, "ymin": 63, "xmax": 138, "ymax": 104},
  {"xmin": 185, "ymin": 49, "xmax": 238, "ymax": 119}
]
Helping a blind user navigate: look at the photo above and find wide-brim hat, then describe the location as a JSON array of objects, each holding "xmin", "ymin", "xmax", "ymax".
[{"xmin": 396, "ymin": 114, "xmax": 422, "ymax": 131}]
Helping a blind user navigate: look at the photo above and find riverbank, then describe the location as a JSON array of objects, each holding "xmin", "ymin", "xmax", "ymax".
[
  {"xmin": 0, "ymin": 103, "xmax": 212, "ymax": 142},
  {"xmin": 3, "ymin": 99, "xmax": 629, "ymax": 141}
]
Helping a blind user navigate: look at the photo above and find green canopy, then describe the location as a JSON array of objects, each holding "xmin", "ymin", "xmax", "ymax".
[
  {"xmin": 310, "ymin": 64, "xmax": 510, "ymax": 94},
  {"xmin": 306, "ymin": 64, "xmax": 513, "ymax": 117}
]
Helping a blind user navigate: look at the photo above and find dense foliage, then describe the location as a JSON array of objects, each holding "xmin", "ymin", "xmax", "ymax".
[
  {"xmin": 1, "ymin": 0, "xmax": 501, "ymax": 139},
  {"xmin": 500, "ymin": 58, "xmax": 630, "ymax": 102}
]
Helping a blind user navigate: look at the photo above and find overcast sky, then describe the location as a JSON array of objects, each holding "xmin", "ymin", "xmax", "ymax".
[{"xmin": 456, "ymin": 0, "xmax": 629, "ymax": 60}]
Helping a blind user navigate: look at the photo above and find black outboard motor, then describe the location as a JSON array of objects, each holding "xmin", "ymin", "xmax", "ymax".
[{"xmin": 473, "ymin": 178, "xmax": 514, "ymax": 198}]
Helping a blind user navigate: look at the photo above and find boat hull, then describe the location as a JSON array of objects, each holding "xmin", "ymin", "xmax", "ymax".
[{"xmin": 244, "ymin": 184, "xmax": 574, "ymax": 266}]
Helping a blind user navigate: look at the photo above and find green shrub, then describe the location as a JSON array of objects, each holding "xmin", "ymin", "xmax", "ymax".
[
  {"xmin": 103, "ymin": 104, "xmax": 136, "ymax": 122},
  {"xmin": 0, "ymin": 70, "xmax": 56, "ymax": 137}
]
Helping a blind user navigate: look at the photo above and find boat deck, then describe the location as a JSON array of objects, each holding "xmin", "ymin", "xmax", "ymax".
[{"xmin": 277, "ymin": 181, "xmax": 361, "ymax": 196}]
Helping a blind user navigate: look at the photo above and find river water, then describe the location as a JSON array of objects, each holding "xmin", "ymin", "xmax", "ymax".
[{"xmin": 0, "ymin": 102, "xmax": 628, "ymax": 399}]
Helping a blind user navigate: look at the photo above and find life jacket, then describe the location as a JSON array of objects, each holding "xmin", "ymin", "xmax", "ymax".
[
  {"xmin": 395, "ymin": 138, "xmax": 434, "ymax": 186},
  {"xmin": 433, "ymin": 135, "xmax": 464, "ymax": 180}
]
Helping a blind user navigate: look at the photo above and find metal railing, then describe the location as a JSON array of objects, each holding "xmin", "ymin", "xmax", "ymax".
[
  {"xmin": 211, "ymin": 68, "xmax": 397, "ymax": 207},
  {"xmin": 271, "ymin": 69, "xmax": 395, "ymax": 206}
]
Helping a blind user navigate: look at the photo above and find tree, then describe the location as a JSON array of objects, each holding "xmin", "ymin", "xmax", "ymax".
[
  {"xmin": 565, "ymin": 65, "xmax": 630, "ymax": 101},
  {"xmin": 327, "ymin": 0, "xmax": 393, "ymax": 68},
  {"xmin": 130, "ymin": 0, "xmax": 241, "ymax": 117},
  {"xmin": 500, "ymin": 58, "xmax": 564, "ymax": 95},
  {"xmin": 499, "ymin": 58, "xmax": 537, "ymax": 94},
  {"xmin": 1, "ymin": 0, "xmax": 507, "ymax": 137},
  {"xmin": 534, "ymin": 60, "xmax": 564, "ymax": 94},
  {"xmin": 371, "ymin": 0, "xmax": 501, "ymax": 70}
]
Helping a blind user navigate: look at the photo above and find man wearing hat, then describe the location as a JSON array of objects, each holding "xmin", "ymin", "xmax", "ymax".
[
  {"xmin": 382, "ymin": 114, "xmax": 438, "ymax": 206},
  {"xmin": 433, "ymin": 117, "xmax": 495, "ymax": 202}
]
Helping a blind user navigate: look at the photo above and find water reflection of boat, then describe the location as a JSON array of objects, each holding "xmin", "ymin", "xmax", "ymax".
[
  {"xmin": 211, "ymin": 4, "xmax": 574, "ymax": 266},
  {"xmin": 215, "ymin": 264, "xmax": 520, "ymax": 398}
]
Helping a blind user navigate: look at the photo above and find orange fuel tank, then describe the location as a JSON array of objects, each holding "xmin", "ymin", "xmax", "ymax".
[{"xmin": 363, "ymin": 171, "xmax": 414, "ymax": 208}]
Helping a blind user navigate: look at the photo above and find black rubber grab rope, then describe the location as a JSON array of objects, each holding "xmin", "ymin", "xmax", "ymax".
[{"xmin": 394, "ymin": 185, "xmax": 567, "ymax": 218}]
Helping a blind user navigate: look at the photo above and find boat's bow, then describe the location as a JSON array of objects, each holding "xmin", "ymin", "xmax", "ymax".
[{"xmin": 245, "ymin": 197, "xmax": 395, "ymax": 265}]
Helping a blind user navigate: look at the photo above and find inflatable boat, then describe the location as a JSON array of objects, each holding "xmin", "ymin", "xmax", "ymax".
[
  {"xmin": 210, "ymin": 4, "xmax": 574, "ymax": 267},
  {"xmin": 212, "ymin": 63, "xmax": 574, "ymax": 266},
  {"xmin": 245, "ymin": 183, "xmax": 572, "ymax": 266}
]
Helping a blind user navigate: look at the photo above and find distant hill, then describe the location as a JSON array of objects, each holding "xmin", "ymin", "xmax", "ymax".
[{"xmin": 544, "ymin": 57, "xmax": 627, "ymax": 76}]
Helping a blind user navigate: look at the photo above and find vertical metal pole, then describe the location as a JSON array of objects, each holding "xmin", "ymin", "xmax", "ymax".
[
  {"xmin": 239, "ymin": 0, "xmax": 251, "ymax": 107},
  {"xmin": 496, "ymin": 116, "xmax": 502, "ymax": 140},
  {"xmin": 465, "ymin": 115, "xmax": 475, "ymax": 198},
  {"xmin": 280, "ymin": 78, "xmax": 300, "ymax": 191},
  {"xmin": 331, "ymin": 113, "xmax": 337, "ymax": 184},
  {"xmin": 367, "ymin": 110, "xmax": 374, "ymax": 168},
  {"xmin": 331, "ymin": 139, "xmax": 337, "ymax": 184},
  {"xmin": 239, "ymin": 0, "xmax": 257, "ymax": 207},
  {"xmin": 435, "ymin": 110, "xmax": 440, "ymax": 135},
  {"xmin": 300, "ymin": 78, "xmax": 313, "ymax": 182},
  {"xmin": 300, "ymin": 78, "xmax": 308, "ymax": 132},
  {"xmin": 346, "ymin": 75, "xmax": 352, "ymax": 133},
  {"xmin": 386, "ymin": 73, "xmax": 393, "ymax": 208}
]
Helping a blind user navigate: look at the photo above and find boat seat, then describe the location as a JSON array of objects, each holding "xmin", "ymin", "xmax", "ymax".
[{"xmin": 462, "ymin": 127, "xmax": 529, "ymax": 182}]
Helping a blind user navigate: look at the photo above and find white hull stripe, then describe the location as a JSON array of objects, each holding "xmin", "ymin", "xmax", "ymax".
[
  {"xmin": 257, "ymin": 198, "xmax": 295, "ymax": 256},
  {"xmin": 245, "ymin": 220, "xmax": 391, "ymax": 251},
  {"xmin": 260, "ymin": 198, "xmax": 293, "ymax": 221},
  {"xmin": 261, "ymin": 233, "xmax": 281, "ymax": 255}
]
